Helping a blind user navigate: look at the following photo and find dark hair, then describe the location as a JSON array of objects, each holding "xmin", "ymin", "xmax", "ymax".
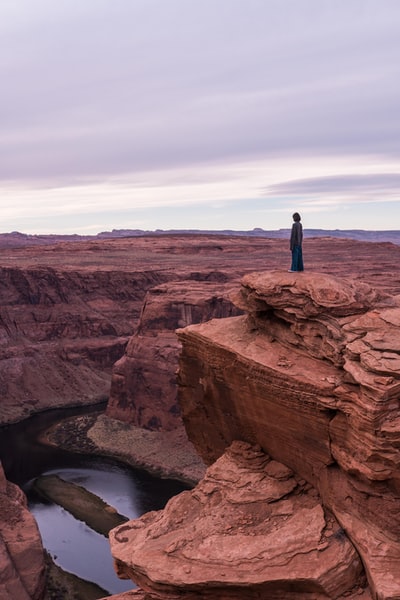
[{"xmin": 292, "ymin": 212, "xmax": 301, "ymax": 222}]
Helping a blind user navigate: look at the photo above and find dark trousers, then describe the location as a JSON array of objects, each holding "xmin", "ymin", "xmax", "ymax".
[{"xmin": 291, "ymin": 246, "xmax": 304, "ymax": 271}]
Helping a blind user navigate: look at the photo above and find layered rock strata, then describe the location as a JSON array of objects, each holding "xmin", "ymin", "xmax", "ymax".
[
  {"xmin": 109, "ymin": 440, "xmax": 369, "ymax": 600},
  {"xmin": 1, "ymin": 234, "xmax": 399, "ymax": 426},
  {"xmin": 0, "ymin": 234, "xmax": 283, "ymax": 425},
  {"xmin": 2, "ymin": 237, "xmax": 400, "ymax": 599},
  {"xmin": 0, "ymin": 265, "xmax": 157, "ymax": 423},
  {"xmin": 175, "ymin": 271, "xmax": 400, "ymax": 599},
  {"xmin": 0, "ymin": 462, "xmax": 45, "ymax": 600},
  {"xmin": 106, "ymin": 281, "xmax": 242, "ymax": 430}
]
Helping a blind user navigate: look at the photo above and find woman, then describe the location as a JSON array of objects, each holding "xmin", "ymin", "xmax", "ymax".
[{"xmin": 289, "ymin": 212, "xmax": 304, "ymax": 272}]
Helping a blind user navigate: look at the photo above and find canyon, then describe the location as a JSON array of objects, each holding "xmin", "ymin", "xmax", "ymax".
[
  {"xmin": 173, "ymin": 271, "xmax": 400, "ymax": 599},
  {"xmin": 1, "ymin": 233, "xmax": 400, "ymax": 599}
]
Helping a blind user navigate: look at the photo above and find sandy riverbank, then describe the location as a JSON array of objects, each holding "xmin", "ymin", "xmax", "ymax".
[
  {"xmin": 44, "ymin": 412, "xmax": 206, "ymax": 487},
  {"xmin": 39, "ymin": 411, "xmax": 206, "ymax": 599}
]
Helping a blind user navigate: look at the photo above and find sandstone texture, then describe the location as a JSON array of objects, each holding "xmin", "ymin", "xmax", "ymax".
[
  {"xmin": 106, "ymin": 281, "xmax": 242, "ymax": 430},
  {"xmin": 109, "ymin": 441, "xmax": 369, "ymax": 600},
  {"xmin": 0, "ymin": 462, "xmax": 45, "ymax": 600},
  {"xmin": 1, "ymin": 234, "xmax": 399, "ymax": 425},
  {"xmin": 175, "ymin": 270, "xmax": 400, "ymax": 599},
  {"xmin": 2, "ymin": 234, "xmax": 400, "ymax": 599},
  {"xmin": 0, "ymin": 235, "xmax": 280, "ymax": 424},
  {"xmin": 0, "ymin": 263, "xmax": 151, "ymax": 424}
]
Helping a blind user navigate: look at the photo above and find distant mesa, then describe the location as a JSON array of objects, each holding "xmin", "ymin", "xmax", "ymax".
[{"xmin": 1, "ymin": 228, "xmax": 400, "ymax": 248}]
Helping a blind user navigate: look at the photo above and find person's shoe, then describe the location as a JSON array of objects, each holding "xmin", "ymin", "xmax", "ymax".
[{"xmin": 288, "ymin": 269, "xmax": 295, "ymax": 272}]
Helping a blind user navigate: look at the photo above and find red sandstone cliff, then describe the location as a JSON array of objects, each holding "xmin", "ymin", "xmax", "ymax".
[
  {"xmin": 2, "ymin": 235, "xmax": 400, "ymax": 599},
  {"xmin": 0, "ymin": 235, "xmax": 282, "ymax": 425},
  {"xmin": 106, "ymin": 280, "xmax": 242, "ymax": 430},
  {"xmin": 104, "ymin": 235, "xmax": 400, "ymax": 431},
  {"xmin": 174, "ymin": 272, "xmax": 400, "ymax": 599},
  {"xmin": 108, "ymin": 269, "xmax": 400, "ymax": 600},
  {"xmin": 109, "ymin": 441, "xmax": 371, "ymax": 600},
  {"xmin": 1, "ymin": 234, "xmax": 399, "ymax": 426},
  {"xmin": 0, "ymin": 462, "xmax": 45, "ymax": 599},
  {"xmin": 0, "ymin": 263, "xmax": 169, "ymax": 423}
]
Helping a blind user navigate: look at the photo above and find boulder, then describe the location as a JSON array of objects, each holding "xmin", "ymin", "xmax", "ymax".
[{"xmin": 109, "ymin": 441, "xmax": 368, "ymax": 599}]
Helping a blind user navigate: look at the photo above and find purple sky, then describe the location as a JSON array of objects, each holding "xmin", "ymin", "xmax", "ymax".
[{"xmin": 1, "ymin": 0, "xmax": 400, "ymax": 233}]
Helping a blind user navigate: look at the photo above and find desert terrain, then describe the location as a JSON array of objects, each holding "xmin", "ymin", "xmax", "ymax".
[{"xmin": 1, "ymin": 232, "xmax": 400, "ymax": 600}]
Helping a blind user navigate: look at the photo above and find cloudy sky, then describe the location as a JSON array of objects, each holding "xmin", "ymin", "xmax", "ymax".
[{"xmin": 1, "ymin": 0, "xmax": 400, "ymax": 234}]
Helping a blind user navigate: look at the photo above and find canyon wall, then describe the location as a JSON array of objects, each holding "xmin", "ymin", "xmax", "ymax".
[
  {"xmin": 174, "ymin": 271, "xmax": 400, "ymax": 599},
  {"xmin": 0, "ymin": 235, "xmax": 282, "ymax": 425},
  {"xmin": 2, "ymin": 235, "xmax": 400, "ymax": 599},
  {"xmin": 0, "ymin": 264, "xmax": 161, "ymax": 423},
  {"xmin": 0, "ymin": 462, "xmax": 45, "ymax": 600},
  {"xmin": 0, "ymin": 235, "xmax": 275, "ymax": 598},
  {"xmin": 108, "ymin": 265, "xmax": 400, "ymax": 600},
  {"xmin": 104, "ymin": 236, "xmax": 400, "ymax": 431},
  {"xmin": 106, "ymin": 280, "xmax": 242, "ymax": 430},
  {"xmin": 1, "ymin": 234, "xmax": 399, "ymax": 427}
]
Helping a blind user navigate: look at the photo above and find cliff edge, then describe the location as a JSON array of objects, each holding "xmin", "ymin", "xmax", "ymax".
[{"xmin": 109, "ymin": 270, "xmax": 400, "ymax": 599}]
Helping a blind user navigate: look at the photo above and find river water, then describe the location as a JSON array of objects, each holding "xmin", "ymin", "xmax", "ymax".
[{"xmin": 0, "ymin": 405, "xmax": 188, "ymax": 595}]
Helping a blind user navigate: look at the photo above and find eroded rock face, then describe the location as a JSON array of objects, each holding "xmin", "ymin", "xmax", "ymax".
[
  {"xmin": 237, "ymin": 270, "xmax": 384, "ymax": 318},
  {"xmin": 0, "ymin": 234, "xmax": 285, "ymax": 425},
  {"xmin": 0, "ymin": 265, "xmax": 162, "ymax": 424},
  {"xmin": 109, "ymin": 441, "xmax": 367, "ymax": 600},
  {"xmin": 106, "ymin": 282, "xmax": 242, "ymax": 430},
  {"xmin": 2, "ymin": 234, "xmax": 399, "ymax": 426},
  {"xmin": 176, "ymin": 271, "xmax": 400, "ymax": 599},
  {"xmin": 0, "ymin": 462, "xmax": 45, "ymax": 600}
]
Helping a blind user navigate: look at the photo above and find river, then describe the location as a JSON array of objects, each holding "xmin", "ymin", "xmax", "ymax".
[{"xmin": 0, "ymin": 405, "xmax": 188, "ymax": 595}]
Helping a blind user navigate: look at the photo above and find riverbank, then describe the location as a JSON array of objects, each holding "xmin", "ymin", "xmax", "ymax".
[
  {"xmin": 33, "ymin": 474, "xmax": 129, "ymax": 536},
  {"xmin": 44, "ymin": 412, "xmax": 206, "ymax": 487},
  {"xmin": 44, "ymin": 553, "xmax": 109, "ymax": 600}
]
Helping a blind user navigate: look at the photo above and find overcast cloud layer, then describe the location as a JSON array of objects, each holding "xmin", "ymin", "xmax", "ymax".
[{"xmin": 1, "ymin": 0, "xmax": 400, "ymax": 233}]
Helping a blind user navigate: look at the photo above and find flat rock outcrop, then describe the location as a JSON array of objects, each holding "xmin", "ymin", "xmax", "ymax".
[
  {"xmin": 0, "ymin": 462, "xmax": 45, "ymax": 600},
  {"xmin": 175, "ymin": 271, "xmax": 400, "ymax": 599},
  {"xmin": 109, "ymin": 441, "xmax": 369, "ymax": 599}
]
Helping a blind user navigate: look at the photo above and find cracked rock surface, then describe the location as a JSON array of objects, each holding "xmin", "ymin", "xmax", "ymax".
[{"xmin": 109, "ymin": 441, "xmax": 367, "ymax": 600}]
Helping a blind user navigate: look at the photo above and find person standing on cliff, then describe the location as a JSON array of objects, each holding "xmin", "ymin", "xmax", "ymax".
[{"xmin": 288, "ymin": 212, "xmax": 304, "ymax": 272}]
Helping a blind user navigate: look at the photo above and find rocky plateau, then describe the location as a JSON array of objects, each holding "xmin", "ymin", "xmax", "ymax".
[{"xmin": 1, "ymin": 233, "xmax": 400, "ymax": 599}]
